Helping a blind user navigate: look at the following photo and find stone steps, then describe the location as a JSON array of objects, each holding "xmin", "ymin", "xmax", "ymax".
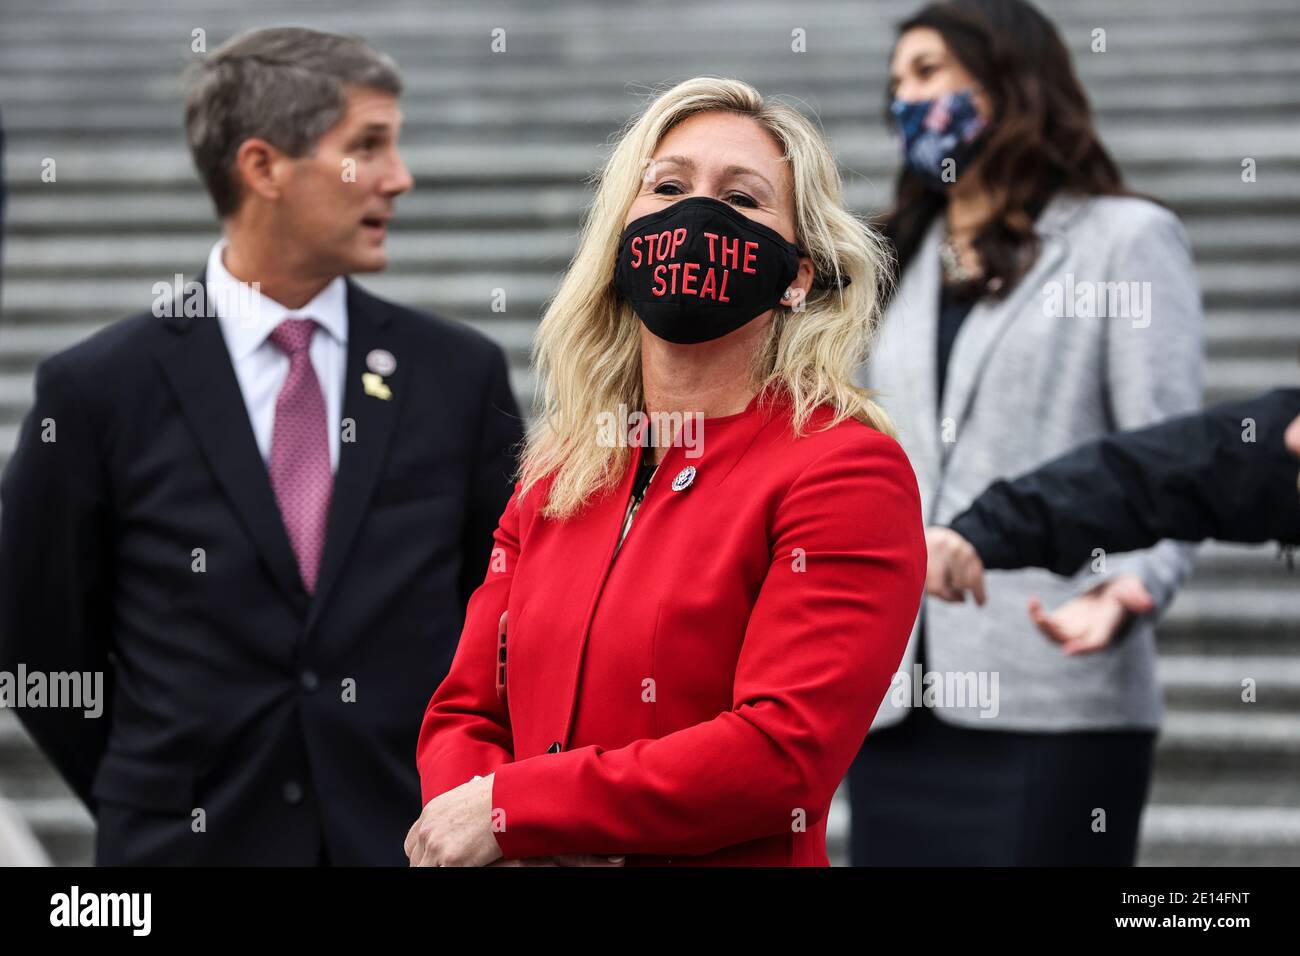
[
  {"xmin": 1, "ymin": 262, "xmax": 1294, "ymax": 310},
  {"xmin": 8, "ymin": 702, "xmax": 1298, "ymax": 867},
  {"xmin": 5, "ymin": 177, "xmax": 1299, "ymax": 235},
  {"xmin": 6, "ymin": 215, "xmax": 1300, "ymax": 272},
  {"xmin": 0, "ymin": 362, "xmax": 1294, "ymax": 458},
  {"xmin": 8, "ymin": 78, "xmax": 1300, "ymax": 132},
  {"xmin": 824, "ymin": 785, "xmax": 1300, "ymax": 867},
  {"xmin": 7, "ymin": 126, "xmax": 1300, "ymax": 185}
]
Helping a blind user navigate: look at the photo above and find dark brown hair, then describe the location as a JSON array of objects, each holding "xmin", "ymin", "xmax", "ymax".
[{"xmin": 880, "ymin": 0, "xmax": 1141, "ymax": 301}]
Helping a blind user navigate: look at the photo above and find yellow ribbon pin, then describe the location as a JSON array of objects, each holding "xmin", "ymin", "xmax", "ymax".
[{"xmin": 362, "ymin": 372, "xmax": 392, "ymax": 401}]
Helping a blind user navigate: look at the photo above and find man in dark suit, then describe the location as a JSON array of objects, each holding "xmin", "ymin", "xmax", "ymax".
[{"xmin": 0, "ymin": 27, "xmax": 523, "ymax": 865}]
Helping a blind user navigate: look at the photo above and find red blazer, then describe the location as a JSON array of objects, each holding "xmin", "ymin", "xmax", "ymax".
[{"xmin": 416, "ymin": 387, "xmax": 926, "ymax": 865}]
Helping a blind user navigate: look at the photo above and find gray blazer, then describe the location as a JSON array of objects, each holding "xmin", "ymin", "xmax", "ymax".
[{"xmin": 860, "ymin": 192, "xmax": 1204, "ymax": 732}]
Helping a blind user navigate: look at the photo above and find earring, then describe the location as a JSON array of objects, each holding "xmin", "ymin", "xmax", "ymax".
[{"xmin": 782, "ymin": 288, "xmax": 795, "ymax": 301}]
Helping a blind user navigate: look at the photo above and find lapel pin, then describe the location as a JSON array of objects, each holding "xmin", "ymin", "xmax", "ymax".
[
  {"xmin": 671, "ymin": 465, "xmax": 696, "ymax": 492},
  {"xmin": 366, "ymin": 348, "xmax": 397, "ymax": 376},
  {"xmin": 361, "ymin": 372, "xmax": 392, "ymax": 401}
]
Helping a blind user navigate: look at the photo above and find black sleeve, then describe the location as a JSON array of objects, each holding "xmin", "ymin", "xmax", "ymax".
[
  {"xmin": 457, "ymin": 345, "xmax": 524, "ymax": 608},
  {"xmin": 949, "ymin": 389, "xmax": 1300, "ymax": 576},
  {"xmin": 0, "ymin": 359, "xmax": 116, "ymax": 810}
]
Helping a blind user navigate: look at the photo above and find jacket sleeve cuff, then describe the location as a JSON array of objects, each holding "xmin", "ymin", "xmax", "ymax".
[
  {"xmin": 1079, "ymin": 543, "xmax": 1191, "ymax": 614},
  {"xmin": 949, "ymin": 509, "xmax": 1023, "ymax": 571},
  {"xmin": 489, "ymin": 756, "xmax": 567, "ymax": 860}
]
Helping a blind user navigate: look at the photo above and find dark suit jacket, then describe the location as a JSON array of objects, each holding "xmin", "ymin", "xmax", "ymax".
[
  {"xmin": 0, "ymin": 273, "xmax": 524, "ymax": 865},
  {"xmin": 951, "ymin": 388, "xmax": 1300, "ymax": 573}
]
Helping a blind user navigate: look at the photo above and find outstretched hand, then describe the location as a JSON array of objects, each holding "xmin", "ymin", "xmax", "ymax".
[{"xmin": 1027, "ymin": 573, "xmax": 1155, "ymax": 656}]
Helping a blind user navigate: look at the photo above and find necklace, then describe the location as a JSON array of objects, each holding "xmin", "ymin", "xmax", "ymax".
[
  {"xmin": 939, "ymin": 228, "xmax": 982, "ymax": 284},
  {"xmin": 616, "ymin": 452, "xmax": 660, "ymax": 552}
]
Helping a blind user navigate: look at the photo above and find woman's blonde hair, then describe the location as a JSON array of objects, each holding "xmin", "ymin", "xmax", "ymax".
[{"xmin": 520, "ymin": 76, "xmax": 896, "ymax": 519}]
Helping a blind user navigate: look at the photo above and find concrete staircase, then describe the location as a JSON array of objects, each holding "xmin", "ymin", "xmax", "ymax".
[{"xmin": 1, "ymin": 0, "xmax": 1297, "ymax": 866}]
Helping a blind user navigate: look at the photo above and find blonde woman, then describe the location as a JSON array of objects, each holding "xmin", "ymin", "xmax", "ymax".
[{"xmin": 404, "ymin": 77, "xmax": 926, "ymax": 867}]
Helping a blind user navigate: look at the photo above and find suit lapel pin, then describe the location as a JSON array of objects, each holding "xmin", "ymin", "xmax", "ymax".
[
  {"xmin": 671, "ymin": 465, "xmax": 696, "ymax": 492},
  {"xmin": 361, "ymin": 372, "xmax": 392, "ymax": 401},
  {"xmin": 366, "ymin": 349, "xmax": 397, "ymax": 376}
]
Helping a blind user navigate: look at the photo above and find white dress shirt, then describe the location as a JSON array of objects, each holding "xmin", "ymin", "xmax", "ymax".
[{"xmin": 206, "ymin": 239, "xmax": 348, "ymax": 472}]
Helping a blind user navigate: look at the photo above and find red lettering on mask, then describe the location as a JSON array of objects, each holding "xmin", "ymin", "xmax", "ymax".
[
  {"xmin": 656, "ymin": 231, "xmax": 673, "ymax": 261},
  {"xmin": 719, "ymin": 236, "xmax": 741, "ymax": 269},
  {"xmin": 699, "ymin": 267, "xmax": 717, "ymax": 300},
  {"xmin": 665, "ymin": 261, "xmax": 682, "ymax": 293},
  {"xmin": 639, "ymin": 232, "xmax": 660, "ymax": 265},
  {"xmin": 636, "ymin": 223, "xmax": 743, "ymax": 302},
  {"xmin": 681, "ymin": 261, "xmax": 699, "ymax": 295}
]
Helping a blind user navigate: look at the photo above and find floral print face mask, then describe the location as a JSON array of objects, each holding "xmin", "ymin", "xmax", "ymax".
[{"xmin": 890, "ymin": 89, "xmax": 989, "ymax": 189}]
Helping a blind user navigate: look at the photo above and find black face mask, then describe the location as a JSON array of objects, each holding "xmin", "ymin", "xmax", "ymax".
[{"xmin": 614, "ymin": 196, "xmax": 802, "ymax": 345}]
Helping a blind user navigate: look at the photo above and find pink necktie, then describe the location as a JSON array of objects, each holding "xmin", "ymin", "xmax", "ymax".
[{"xmin": 268, "ymin": 318, "xmax": 333, "ymax": 593}]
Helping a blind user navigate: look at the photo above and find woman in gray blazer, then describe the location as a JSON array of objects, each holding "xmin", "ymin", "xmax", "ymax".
[{"xmin": 849, "ymin": 0, "xmax": 1204, "ymax": 865}]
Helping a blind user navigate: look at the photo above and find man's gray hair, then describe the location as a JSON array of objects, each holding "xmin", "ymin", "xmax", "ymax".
[{"xmin": 184, "ymin": 27, "xmax": 402, "ymax": 217}]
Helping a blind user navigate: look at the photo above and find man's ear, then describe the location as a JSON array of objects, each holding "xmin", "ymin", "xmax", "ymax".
[
  {"xmin": 1284, "ymin": 411, "xmax": 1300, "ymax": 459},
  {"xmin": 232, "ymin": 137, "xmax": 287, "ymax": 204}
]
